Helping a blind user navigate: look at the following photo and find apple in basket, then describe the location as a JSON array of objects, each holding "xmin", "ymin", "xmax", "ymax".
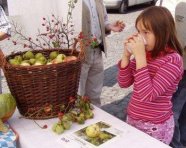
[
  {"xmin": 35, "ymin": 52, "xmax": 44, "ymax": 59},
  {"xmin": 64, "ymin": 56, "xmax": 77, "ymax": 62},
  {"xmin": 8, "ymin": 59, "xmax": 20, "ymax": 65},
  {"xmin": 20, "ymin": 60, "xmax": 31, "ymax": 66},
  {"xmin": 23, "ymin": 51, "xmax": 35, "ymax": 60},
  {"xmin": 49, "ymin": 51, "xmax": 59, "ymax": 60}
]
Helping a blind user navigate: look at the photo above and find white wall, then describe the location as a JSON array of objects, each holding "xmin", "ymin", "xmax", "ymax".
[{"xmin": 7, "ymin": 0, "xmax": 82, "ymax": 41}]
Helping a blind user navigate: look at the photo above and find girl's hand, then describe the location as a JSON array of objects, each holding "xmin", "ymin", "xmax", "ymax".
[
  {"xmin": 125, "ymin": 34, "xmax": 147, "ymax": 69},
  {"xmin": 125, "ymin": 34, "xmax": 146, "ymax": 59},
  {"xmin": 120, "ymin": 38, "xmax": 132, "ymax": 68}
]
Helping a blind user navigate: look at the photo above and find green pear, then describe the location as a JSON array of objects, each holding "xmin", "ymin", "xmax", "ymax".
[
  {"xmin": 9, "ymin": 59, "xmax": 20, "ymax": 65},
  {"xmin": 85, "ymin": 110, "xmax": 94, "ymax": 119},
  {"xmin": 35, "ymin": 53, "xmax": 44, "ymax": 59},
  {"xmin": 20, "ymin": 60, "xmax": 30, "ymax": 66},
  {"xmin": 49, "ymin": 51, "xmax": 58, "ymax": 60},
  {"xmin": 23, "ymin": 51, "xmax": 34, "ymax": 60},
  {"xmin": 52, "ymin": 123, "xmax": 64, "ymax": 134},
  {"xmin": 14, "ymin": 55, "xmax": 23, "ymax": 63},
  {"xmin": 76, "ymin": 113, "xmax": 85, "ymax": 124},
  {"xmin": 56, "ymin": 54, "xmax": 66, "ymax": 60},
  {"xmin": 46, "ymin": 62, "xmax": 52, "ymax": 65},
  {"xmin": 38, "ymin": 56, "xmax": 47, "ymax": 65},
  {"xmin": 62, "ymin": 121, "xmax": 72, "ymax": 130},
  {"xmin": 34, "ymin": 61, "xmax": 43, "ymax": 66},
  {"xmin": 29, "ymin": 58, "xmax": 36, "ymax": 65}
]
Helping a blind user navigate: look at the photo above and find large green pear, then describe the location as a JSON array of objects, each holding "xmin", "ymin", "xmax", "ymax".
[
  {"xmin": 23, "ymin": 51, "xmax": 34, "ymax": 60},
  {"xmin": 35, "ymin": 53, "xmax": 44, "ymax": 59},
  {"xmin": 38, "ymin": 56, "xmax": 47, "ymax": 65},
  {"xmin": 9, "ymin": 59, "xmax": 20, "ymax": 65},
  {"xmin": 20, "ymin": 60, "xmax": 30, "ymax": 66},
  {"xmin": 14, "ymin": 55, "xmax": 23, "ymax": 63},
  {"xmin": 49, "ymin": 51, "xmax": 58, "ymax": 60}
]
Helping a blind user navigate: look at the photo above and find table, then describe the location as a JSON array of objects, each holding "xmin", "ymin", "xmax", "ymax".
[{"xmin": 8, "ymin": 106, "xmax": 171, "ymax": 148}]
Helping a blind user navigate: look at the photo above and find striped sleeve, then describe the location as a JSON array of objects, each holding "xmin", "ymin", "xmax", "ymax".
[
  {"xmin": 134, "ymin": 54, "xmax": 183, "ymax": 102},
  {"xmin": 117, "ymin": 60, "xmax": 134, "ymax": 88}
]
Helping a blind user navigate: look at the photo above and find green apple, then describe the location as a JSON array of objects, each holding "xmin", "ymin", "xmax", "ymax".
[
  {"xmin": 23, "ymin": 51, "xmax": 34, "ymax": 60},
  {"xmin": 34, "ymin": 61, "xmax": 43, "ymax": 66},
  {"xmin": 35, "ymin": 53, "xmax": 44, "ymax": 59},
  {"xmin": 14, "ymin": 55, "xmax": 23, "ymax": 63},
  {"xmin": 85, "ymin": 124, "xmax": 100, "ymax": 138},
  {"xmin": 49, "ymin": 51, "xmax": 58, "ymax": 60},
  {"xmin": 38, "ymin": 56, "xmax": 47, "ymax": 65},
  {"xmin": 29, "ymin": 58, "xmax": 36, "ymax": 65},
  {"xmin": 62, "ymin": 121, "xmax": 72, "ymax": 130},
  {"xmin": 20, "ymin": 60, "xmax": 30, "ymax": 66},
  {"xmin": 9, "ymin": 59, "xmax": 20, "ymax": 65},
  {"xmin": 56, "ymin": 54, "xmax": 66, "ymax": 60},
  {"xmin": 85, "ymin": 110, "xmax": 94, "ymax": 119},
  {"xmin": 52, "ymin": 123, "xmax": 64, "ymax": 134}
]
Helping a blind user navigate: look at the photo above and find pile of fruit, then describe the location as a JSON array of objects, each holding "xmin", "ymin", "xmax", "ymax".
[
  {"xmin": 52, "ymin": 96, "xmax": 94, "ymax": 134},
  {"xmin": 8, "ymin": 50, "xmax": 77, "ymax": 66}
]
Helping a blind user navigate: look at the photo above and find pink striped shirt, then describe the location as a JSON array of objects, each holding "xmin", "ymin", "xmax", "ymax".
[{"xmin": 117, "ymin": 52, "xmax": 183, "ymax": 124}]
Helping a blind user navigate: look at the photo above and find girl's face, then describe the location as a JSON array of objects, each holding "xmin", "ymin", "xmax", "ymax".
[{"xmin": 136, "ymin": 20, "xmax": 156, "ymax": 52}]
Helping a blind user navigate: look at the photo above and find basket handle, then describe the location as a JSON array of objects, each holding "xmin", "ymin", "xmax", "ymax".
[
  {"xmin": 71, "ymin": 38, "xmax": 85, "ymax": 60},
  {"xmin": 0, "ymin": 49, "xmax": 6, "ymax": 68}
]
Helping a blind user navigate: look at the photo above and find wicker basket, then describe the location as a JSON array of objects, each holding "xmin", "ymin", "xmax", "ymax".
[{"xmin": 0, "ymin": 48, "xmax": 82, "ymax": 119}]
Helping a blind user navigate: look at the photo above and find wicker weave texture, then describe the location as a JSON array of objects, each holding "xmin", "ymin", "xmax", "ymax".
[{"xmin": 1, "ymin": 49, "xmax": 82, "ymax": 119}]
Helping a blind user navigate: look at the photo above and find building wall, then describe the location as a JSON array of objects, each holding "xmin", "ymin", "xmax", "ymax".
[{"xmin": 7, "ymin": 0, "xmax": 82, "ymax": 42}]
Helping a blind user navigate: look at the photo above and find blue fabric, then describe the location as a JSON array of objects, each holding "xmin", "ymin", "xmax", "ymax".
[
  {"xmin": 170, "ymin": 71, "xmax": 186, "ymax": 148},
  {"xmin": 0, "ymin": 123, "xmax": 17, "ymax": 148},
  {"xmin": 179, "ymin": 102, "xmax": 186, "ymax": 146}
]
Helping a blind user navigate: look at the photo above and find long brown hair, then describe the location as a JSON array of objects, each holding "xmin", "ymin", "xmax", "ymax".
[{"xmin": 135, "ymin": 6, "xmax": 183, "ymax": 58}]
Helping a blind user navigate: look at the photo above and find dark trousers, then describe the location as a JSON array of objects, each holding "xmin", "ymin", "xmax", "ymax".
[{"xmin": 170, "ymin": 71, "xmax": 186, "ymax": 148}]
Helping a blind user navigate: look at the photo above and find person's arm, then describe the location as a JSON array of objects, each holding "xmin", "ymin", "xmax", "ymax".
[
  {"xmin": 133, "ymin": 54, "xmax": 183, "ymax": 102},
  {"xmin": 117, "ymin": 59, "xmax": 134, "ymax": 88},
  {"xmin": 102, "ymin": 3, "xmax": 125, "ymax": 33}
]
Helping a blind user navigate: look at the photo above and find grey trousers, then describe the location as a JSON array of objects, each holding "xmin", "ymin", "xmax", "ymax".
[{"xmin": 78, "ymin": 48, "xmax": 104, "ymax": 103}]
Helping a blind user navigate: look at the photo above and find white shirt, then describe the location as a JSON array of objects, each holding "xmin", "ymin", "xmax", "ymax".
[
  {"xmin": 83, "ymin": 0, "xmax": 109, "ymax": 44},
  {"xmin": 0, "ymin": 5, "xmax": 11, "ymax": 35},
  {"xmin": 83, "ymin": 0, "xmax": 102, "ymax": 43}
]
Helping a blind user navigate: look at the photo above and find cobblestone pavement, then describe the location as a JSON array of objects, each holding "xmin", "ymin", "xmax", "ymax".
[{"xmin": 0, "ymin": 6, "xmax": 147, "ymax": 121}]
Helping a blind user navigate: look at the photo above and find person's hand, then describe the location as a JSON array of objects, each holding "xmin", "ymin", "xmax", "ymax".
[
  {"xmin": 125, "ymin": 33, "xmax": 147, "ymax": 69},
  {"xmin": 109, "ymin": 20, "xmax": 125, "ymax": 32},
  {"xmin": 120, "ymin": 37, "xmax": 132, "ymax": 68},
  {"xmin": 125, "ymin": 33, "xmax": 146, "ymax": 59},
  {"xmin": 0, "ymin": 32, "xmax": 9, "ymax": 41}
]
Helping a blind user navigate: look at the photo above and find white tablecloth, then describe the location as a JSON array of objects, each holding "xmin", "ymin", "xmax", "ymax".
[{"xmin": 8, "ymin": 106, "xmax": 171, "ymax": 148}]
